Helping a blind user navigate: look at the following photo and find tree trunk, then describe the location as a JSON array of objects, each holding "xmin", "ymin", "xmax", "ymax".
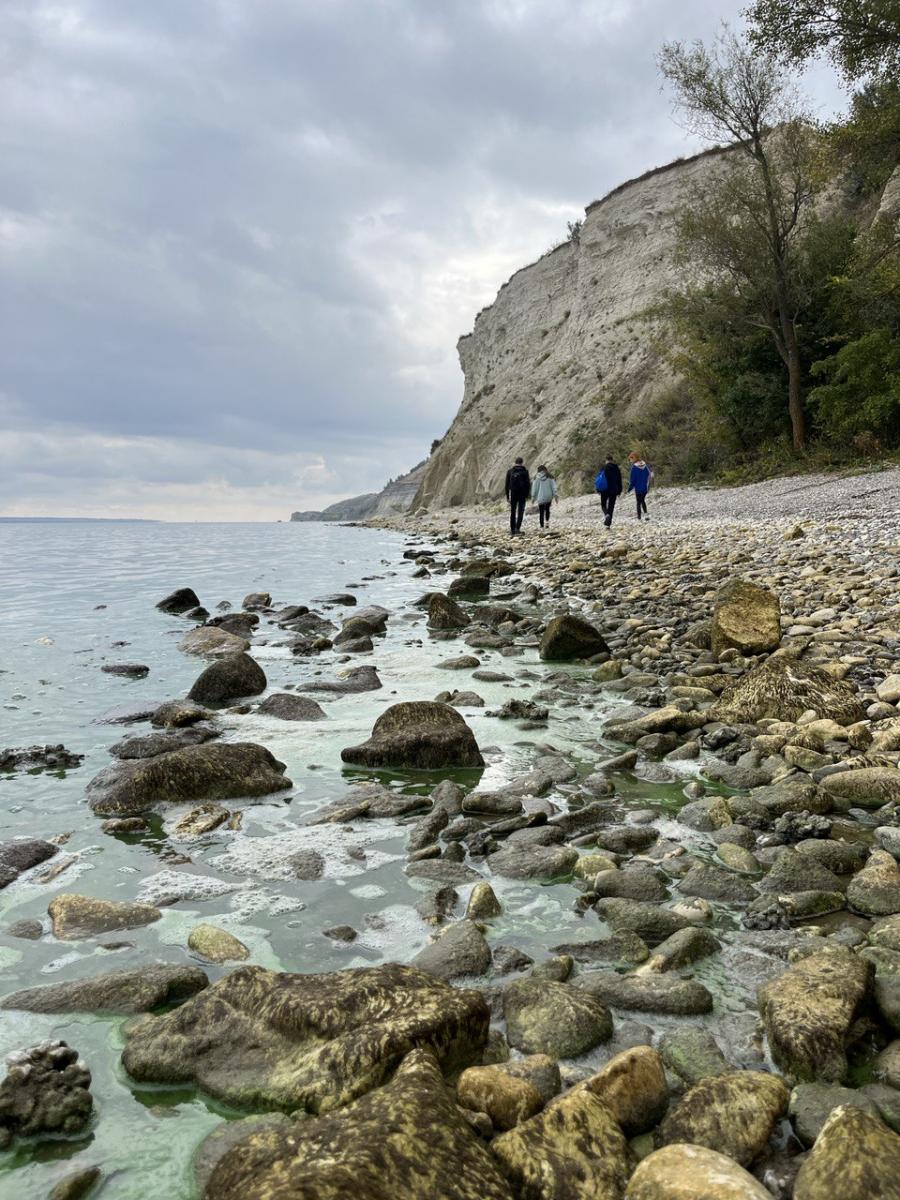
[{"xmin": 781, "ymin": 314, "xmax": 805, "ymax": 450}]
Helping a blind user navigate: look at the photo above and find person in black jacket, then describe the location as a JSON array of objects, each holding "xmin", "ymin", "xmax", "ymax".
[
  {"xmin": 597, "ymin": 455, "xmax": 623, "ymax": 528},
  {"xmin": 504, "ymin": 457, "xmax": 531, "ymax": 535}
]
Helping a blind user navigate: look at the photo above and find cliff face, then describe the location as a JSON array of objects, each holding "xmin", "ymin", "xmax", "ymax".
[
  {"xmin": 290, "ymin": 461, "xmax": 428, "ymax": 522},
  {"xmin": 414, "ymin": 149, "xmax": 733, "ymax": 509}
]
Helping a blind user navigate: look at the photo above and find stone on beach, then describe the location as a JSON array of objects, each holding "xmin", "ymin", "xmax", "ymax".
[
  {"xmin": 48, "ymin": 893, "xmax": 161, "ymax": 940},
  {"xmin": 710, "ymin": 578, "xmax": 781, "ymax": 657},
  {"xmin": 712, "ymin": 656, "xmax": 866, "ymax": 725},
  {"xmin": 157, "ymin": 587, "xmax": 201, "ymax": 614},
  {"xmin": 340, "ymin": 701, "xmax": 484, "ymax": 769},
  {"xmin": 257, "ymin": 693, "xmax": 327, "ymax": 721},
  {"xmin": 179, "ymin": 626, "xmax": 250, "ymax": 657},
  {"xmin": 538, "ymin": 613, "xmax": 609, "ymax": 661},
  {"xmin": 0, "ymin": 964, "xmax": 208, "ymax": 1014},
  {"xmin": 187, "ymin": 653, "xmax": 267, "ymax": 704}
]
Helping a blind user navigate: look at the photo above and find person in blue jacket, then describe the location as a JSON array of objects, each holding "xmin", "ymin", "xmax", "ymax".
[
  {"xmin": 594, "ymin": 455, "xmax": 623, "ymax": 528},
  {"xmin": 626, "ymin": 452, "xmax": 652, "ymax": 520}
]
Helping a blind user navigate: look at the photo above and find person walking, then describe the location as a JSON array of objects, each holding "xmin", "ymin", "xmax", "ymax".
[
  {"xmin": 594, "ymin": 454, "xmax": 623, "ymax": 528},
  {"xmin": 531, "ymin": 465, "xmax": 558, "ymax": 528},
  {"xmin": 505, "ymin": 457, "xmax": 531, "ymax": 535},
  {"xmin": 626, "ymin": 452, "xmax": 652, "ymax": 520}
]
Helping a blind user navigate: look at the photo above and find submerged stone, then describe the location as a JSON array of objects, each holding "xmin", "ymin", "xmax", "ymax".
[{"xmin": 0, "ymin": 964, "xmax": 208, "ymax": 1014}]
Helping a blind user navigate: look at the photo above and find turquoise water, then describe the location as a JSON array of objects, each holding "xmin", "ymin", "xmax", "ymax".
[{"xmin": 0, "ymin": 521, "xmax": 698, "ymax": 1197}]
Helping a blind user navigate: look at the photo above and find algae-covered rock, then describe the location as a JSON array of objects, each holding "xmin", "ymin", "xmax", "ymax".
[
  {"xmin": 793, "ymin": 1104, "xmax": 900, "ymax": 1200},
  {"xmin": 710, "ymin": 579, "xmax": 781, "ymax": 658},
  {"xmin": 660, "ymin": 1070, "xmax": 789, "ymax": 1166},
  {"xmin": 122, "ymin": 963, "xmax": 489, "ymax": 1113},
  {"xmin": 411, "ymin": 920, "xmax": 491, "ymax": 981},
  {"xmin": 487, "ymin": 843, "xmax": 578, "ymax": 881},
  {"xmin": 659, "ymin": 1027, "xmax": 730, "ymax": 1086},
  {"xmin": 593, "ymin": 899, "xmax": 692, "ymax": 947},
  {"xmin": 179, "ymin": 626, "xmax": 249, "ymax": 657},
  {"xmin": 625, "ymin": 1143, "xmax": 774, "ymax": 1199},
  {"xmin": 539, "ymin": 614, "xmax": 609, "ymax": 662},
  {"xmin": 491, "ymin": 1082, "xmax": 631, "ymax": 1200},
  {"xmin": 456, "ymin": 1065, "xmax": 544, "ymax": 1130},
  {"xmin": 823, "ymin": 767, "xmax": 900, "ymax": 810},
  {"xmin": 758, "ymin": 946, "xmax": 872, "ymax": 1082},
  {"xmin": 86, "ymin": 742, "xmax": 291, "ymax": 816},
  {"xmin": 789, "ymin": 1082, "xmax": 880, "ymax": 1147},
  {"xmin": 848, "ymin": 850, "xmax": 900, "ymax": 915},
  {"xmin": 577, "ymin": 969, "xmax": 713, "ymax": 1015},
  {"xmin": 428, "ymin": 594, "xmax": 470, "ymax": 631},
  {"xmin": 712, "ymin": 657, "xmax": 866, "ymax": 726},
  {"xmin": 502, "ymin": 978, "xmax": 612, "ymax": 1058},
  {"xmin": 0, "ymin": 964, "xmax": 208, "ymax": 1014},
  {"xmin": 48, "ymin": 893, "xmax": 161, "ymax": 941},
  {"xmin": 586, "ymin": 1045, "xmax": 669, "ymax": 1136},
  {"xmin": 188, "ymin": 925, "xmax": 250, "ymax": 964},
  {"xmin": 341, "ymin": 702, "xmax": 484, "ymax": 770},
  {"xmin": 0, "ymin": 1040, "xmax": 93, "ymax": 1147},
  {"xmin": 204, "ymin": 1048, "xmax": 514, "ymax": 1200}
]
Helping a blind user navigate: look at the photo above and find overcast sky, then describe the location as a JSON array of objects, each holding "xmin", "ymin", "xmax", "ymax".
[{"xmin": 1, "ymin": 1, "xmax": 846, "ymax": 520}]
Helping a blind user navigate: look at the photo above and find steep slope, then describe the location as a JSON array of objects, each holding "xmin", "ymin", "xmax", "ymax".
[
  {"xmin": 290, "ymin": 461, "xmax": 428, "ymax": 522},
  {"xmin": 414, "ymin": 148, "xmax": 733, "ymax": 509}
]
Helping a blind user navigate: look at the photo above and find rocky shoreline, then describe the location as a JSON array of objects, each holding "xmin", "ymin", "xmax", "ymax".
[{"xmin": 2, "ymin": 481, "xmax": 900, "ymax": 1198}]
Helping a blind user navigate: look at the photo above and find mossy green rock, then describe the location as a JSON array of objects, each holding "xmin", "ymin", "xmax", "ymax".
[
  {"xmin": 48, "ymin": 893, "xmax": 161, "ymax": 941},
  {"xmin": 710, "ymin": 578, "xmax": 781, "ymax": 657},
  {"xmin": 340, "ymin": 701, "xmax": 484, "ymax": 769},
  {"xmin": 502, "ymin": 979, "xmax": 612, "ymax": 1058},
  {"xmin": 793, "ymin": 1105, "xmax": 900, "ymax": 1200},
  {"xmin": 712, "ymin": 657, "xmax": 866, "ymax": 726},
  {"xmin": 0, "ymin": 964, "xmax": 207, "ymax": 1014},
  {"xmin": 577, "ymin": 969, "xmax": 713, "ymax": 1015},
  {"xmin": 204, "ymin": 1048, "xmax": 514, "ymax": 1200},
  {"xmin": 758, "ymin": 947, "xmax": 872, "ymax": 1082},
  {"xmin": 848, "ymin": 850, "xmax": 900, "ymax": 916},
  {"xmin": 586, "ymin": 1046, "xmax": 669, "ymax": 1136},
  {"xmin": 86, "ymin": 742, "xmax": 291, "ymax": 816},
  {"xmin": 122, "ymin": 963, "xmax": 489, "ymax": 1113},
  {"xmin": 188, "ymin": 924, "xmax": 249, "ymax": 964},
  {"xmin": 660, "ymin": 1070, "xmax": 789, "ymax": 1166}
]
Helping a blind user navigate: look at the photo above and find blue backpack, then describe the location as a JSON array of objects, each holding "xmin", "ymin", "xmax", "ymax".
[{"xmin": 594, "ymin": 469, "xmax": 607, "ymax": 493}]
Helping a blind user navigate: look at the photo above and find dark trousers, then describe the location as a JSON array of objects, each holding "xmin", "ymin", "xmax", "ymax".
[
  {"xmin": 509, "ymin": 496, "xmax": 526, "ymax": 533},
  {"xmin": 538, "ymin": 502, "xmax": 551, "ymax": 527},
  {"xmin": 600, "ymin": 491, "xmax": 617, "ymax": 526},
  {"xmin": 635, "ymin": 491, "xmax": 648, "ymax": 518}
]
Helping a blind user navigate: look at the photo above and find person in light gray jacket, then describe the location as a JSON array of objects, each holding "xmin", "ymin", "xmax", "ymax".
[{"xmin": 531, "ymin": 465, "xmax": 558, "ymax": 528}]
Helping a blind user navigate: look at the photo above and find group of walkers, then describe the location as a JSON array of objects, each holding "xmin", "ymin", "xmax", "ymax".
[{"xmin": 503, "ymin": 453, "xmax": 652, "ymax": 535}]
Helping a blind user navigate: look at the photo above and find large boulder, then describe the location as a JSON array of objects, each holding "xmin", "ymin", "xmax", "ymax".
[
  {"xmin": 48, "ymin": 894, "xmax": 161, "ymax": 940},
  {"xmin": 490, "ymin": 1082, "xmax": 631, "ymax": 1200},
  {"xmin": 203, "ymin": 1048, "xmax": 514, "ymax": 1200},
  {"xmin": 576, "ymin": 970, "xmax": 713, "ymax": 1016},
  {"xmin": 487, "ymin": 844, "xmax": 578, "ymax": 881},
  {"xmin": 793, "ymin": 1104, "xmax": 900, "ymax": 1200},
  {"xmin": 502, "ymin": 979, "xmax": 612, "ymax": 1058},
  {"xmin": 539, "ymin": 614, "xmax": 609, "ymax": 661},
  {"xmin": 0, "ymin": 839, "xmax": 58, "ymax": 889},
  {"xmin": 625, "ymin": 1144, "xmax": 774, "ymax": 1199},
  {"xmin": 0, "ymin": 1041, "xmax": 93, "ymax": 1148},
  {"xmin": 848, "ymin": 850, "xmax": 900, "ymax": 916},
  {"xmin": 456, "ymin": 1066, "xmax": 544, "ymax": 1131},
  {"xmin": 758, "ymin": 947, "xmax": 872, "ymax": 1082},
  {"xmin": 821, "ymin": 767, "xmax": 900, "ymax": 810},
  {"xmin": 86, "ymin": 742, "xmax": 291, "ymax": 817},
  {"xmin": 411, "ymin": 921, "xmax": 491, "ymax": 981},
  {"xmin": 121, "ymin": 963, "xmax": 490, "ymax": 1113},
  {"xmin": 0, "ymin": 964, "xmax": 208, "ymax": 1014},
  {"xmin": 179, "ymin": 626, "xmax": 250, "ymax": 657},
  {"xmin": 659, "ymin": 1070, "xmax": 789, "ymax": 1166},
  {"xmin": 711, "ymin": 657, "xmax": 866, "ymax": 726},
  {"xmin": 187, "ymin": 653, "xmax": 267, "ymax": 705},
  {"xmin": 428, "ymin": 594, "xmax": 470, "ymax": 631},
  {"xmin": 340, "ymin": 702, "xmax": 484, "ymax": 770},
  {"xmin": 710, "ymin": 579, "xmax": 781, "ymax": 657},
  {"xmin": 157, "ymin": 587, "xmax": 200, "ymax": 614},
  {"xmin": 585, "ymin": 1046, "xmax": 669, "ymax": 1135}
]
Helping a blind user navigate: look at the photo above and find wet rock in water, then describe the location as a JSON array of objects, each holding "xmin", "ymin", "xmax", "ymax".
[
  {"xmin": 502, "ymin": 978, "xmax": 613, "ymax": 1058},
  {"xmin": 758, "ymin": 946, "xmax": 872, "ymax": 1082},
  {"xmin": 203, "ymin": 1047, "xmax": 514, "ymax": 1200},
  {"xmin": 0, "ymin": 1040, "xmax": 93, "ymax": 1148},
  {"xmin": 538, "ymin": 613, "xmax": 609, "ymax": 661},
  {"xmin": 411, "ymin": 920, "xmax": 491, "ymax": 981},
  {"xmin": 711, "ymin": 579, "xmax": 781, "ymax": 658},
  {"xmin": 0, "ymin": 744, "xmax": 84, "ymax": 773},
  {"xmin": 428, "ymin": 593, "xmax": 470, "ymax": 631},
  {"xmin": 594, "ymin": 898, "xmax": 691, "ymax": 947},
  {"xmin": 466, "ymin": 882, "xmax": 501, "ymax": 920},
  {"xmin": 487, "ymin": 844, "xmax": 577, "ymax": 881},
  {"xmin": 47, "ymin": 1166, "xmax": 102, "ymax": 1200},
  {"xmin": 6, "ymin": 918, "xmax": 43, "ymax": 940},
  {"xmin": 172, "ymin": 803, "xmax": 230, "ymax": 837},
  {"xmin": 848, "ymin": 850, "xmax": 900, "ymax": 915},
  {"xmin": 187, "ymin": 653, "xmax": 267, "ymax": 705},
  {"xmin": 659, "ymin": 1027, "xmax": 731, "ymax": 1086},
  {"xmin": 625, "ymin": 1143, "xmax": 774, "ymax": 1199},
  {"xmin": 211, "ymin": 612, "xmax": 258, "ymax": 639},
  {"xmin": 757, "ymin": 848, "xmax": 844, "ymax": 895},
  {"xmin": 301, "ymin": 667, "xmax": 381, "ymax": 696},
  {"xmin": 341, "ymin": 701, "xmax": 484, "ymax": 770},
  {"xmin": 550, "ymin": 931, "xmax": 650, "ymax": 966},
  {"xmin": 110, "ymin": 726, "xmax": 220, "ymax": 758},
  {"xmin": 194, "ymin": 1114, "xmax": 293, "ymax": 1195},
  {"xmin": 122, "ymin": 963, "xmax": 490, "ymax": 1113},
  {"xmin": 0, "ymin": 963, "xmax": 208, "ymax": 1014},
  {"xmin": 642, "ymin": 926, "xmax": 720, "ymax": 971},
  {"xmin": 0, "ymin": 838, "xmax": 58, "ymax": 889},
  {"xmin": 257, "ymin": 693, "xmax": 327, "ymax": 721},
  {"xmin": 448, "ymin": 575, "xmax": 490, "ymax": 600},
  {"xmin": 94, "ymin": 700, "xmax": 162, "ymax": 725},
  {"xmin": 416, "ymin": 885, "xmax": 459, "ymax": 925},
  {"xmin": 491, "ymin": 1081, "xmax": 630, "ymax": 1200},
  {"xmin": 437, "ymin": 655, "xmax": 482, "ymax": 670},
  {"xmin": 188, "ymin": 924, "xmax": 250, "ymax": 963},
  {"xmin": 290, "ymin": 849, "xmax": 325, "ymax": 880},
  {"xmin": 489, "ymin": 698, "xmax": 549, "ymax": 722},
  {"xmin": 587, "ymin": 1046, "xmax": 669, "ymax": 1135},
  {"xmin": 86, "ymin": 741, "xmax": 291, "ymax": 816},
  {"xmin": 456, "ymin": 1065, "xmax": 544, "ymax": 1130},
  {"xmin": 406, "ymin": 860, "xmax": 483, "ymax": 885},
  {"xmin": 101, "ymin": 816, "xmax": 148, "ymax": 834},
  {"xmin": 48, "ymin": 893, "xmax": 162, "ymax": 940},
  {"xmin": 157, "ymin": 587, "xmax": 201, "ymax": 614},
  {"xmin": 660, "ymin": 1070, "xmax": 789, "ymax": 1166},
  {"xmin": 242, "ymin": 591, "xmax": 271, "ymax": 610},
  {"xmin": 323, "ymin": 925, "xmax": 357, "ymax": 943},
  {"xmin": 150, "ymin": 700, "xmax": 212, "ymax": 729},
  {"xmin": 179, "ymin": 625, "xmax": 250, "ymax": 657},
  {"xmin": 101, "ymin": 662, "xmax": 150, "ymax": 678},
  {"xmin": 711, "ymin": 657, "xmax": 866, "ymax": 726},
  {"xmin": 577, "ymin": 969, "xmax": 713, "ymax": 1015},
  {"xmin": 492, "ymin": 945, "xmax": 534, "ymax": 975},
  {"xmin": 792, "ymin": 1104, "xmax": 900, "ymax": 1200},
  {"xmin": 822, "ymin": 767, "xmax": 900, "ymax": 810},
  {"xmin": 789, "ymin": 1082, "xmax": 880, "ymax": 1147},
  {"xmin": 593, "ymin": 868, "xmax": 669, "ymax": 903}
]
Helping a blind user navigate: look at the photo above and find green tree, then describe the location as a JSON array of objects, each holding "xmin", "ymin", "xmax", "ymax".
[
  {"xmin": 659, "ymin": 31, "xmax": 828, "ymax": 447},
  {"xmin": 745, "ymin": 0, "xmax": 900, "ymax": 82}
]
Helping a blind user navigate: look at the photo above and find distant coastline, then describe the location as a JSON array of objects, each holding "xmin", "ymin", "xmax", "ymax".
[{"xmin": 0, "ymin": 516, "xmax": 162, "ymax": 523}]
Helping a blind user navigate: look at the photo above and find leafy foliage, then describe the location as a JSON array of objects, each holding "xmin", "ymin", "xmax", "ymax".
[{"xmin": 745, "ymin": 0, "xmax": 900, "ymax": 82}]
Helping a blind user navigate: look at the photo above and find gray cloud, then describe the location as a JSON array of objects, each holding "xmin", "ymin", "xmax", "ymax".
[{"xmin": 0, "ymin": 0, "xmax": 845, "ymax": 518}]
